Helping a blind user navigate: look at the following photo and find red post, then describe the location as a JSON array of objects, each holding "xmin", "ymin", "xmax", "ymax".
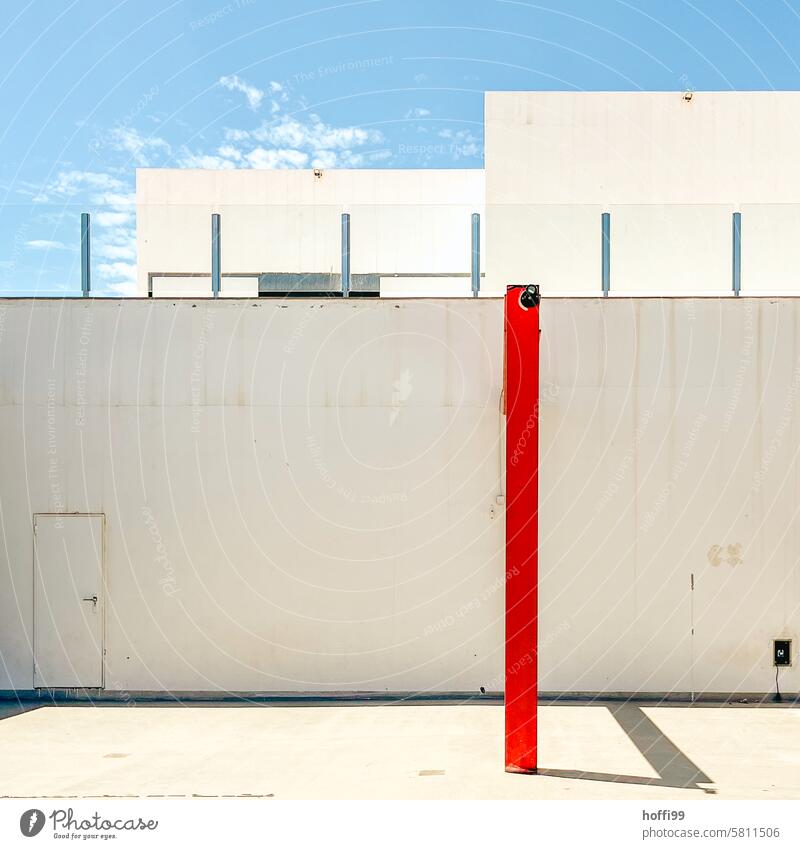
[{"xmin": 504, "ymin": 284, "xmax": 540, "ymax": 774}]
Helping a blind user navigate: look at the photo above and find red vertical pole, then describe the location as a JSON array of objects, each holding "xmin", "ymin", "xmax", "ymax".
[{"xmin": 504, "ymin": 283, "xmax": 540, "ymax": 774}]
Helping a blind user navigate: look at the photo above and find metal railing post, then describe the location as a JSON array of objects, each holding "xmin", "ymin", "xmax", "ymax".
[
  {"xmin": 341, "ymin": 213, "xmax": 350, "ymax": 298},
  {"xmin": 80, "ymin": 212, "xmax": 91, "ymax": 297},
  {"xmin": 601, "ymin": 212, "xmax": 611, "ymax": 297},
  {"xmin": 211, "ymin": 213, "xmax": 221, "ymax": 298},
  {"xmin": 471, "ymin": 212, "xmax": 480, "ymax": 298},
  {"xmin": 732, "ymin": 211, "xmax": 742, "ymax": 297}
]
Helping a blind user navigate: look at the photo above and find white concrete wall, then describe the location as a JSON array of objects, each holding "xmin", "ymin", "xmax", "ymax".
[
  {"xmin": 485, "ymin": 91, "xmax": 800, "ymax": 296},
  {"xmin": 0, "ymin": 297, "xmax": 504, "ymax": 694},
  {"xmin": 0, "ymin": 296, "xmax": 797, "ymax": 697},
  {"xmin": 136, "ymin": 169, "xmax": 485, "ymax": 297},
  {"xmin": 539, "ymin": 298, "xmax": 799, "ymax": 696}
]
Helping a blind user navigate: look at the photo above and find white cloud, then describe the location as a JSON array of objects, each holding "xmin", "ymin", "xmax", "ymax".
[
  {"xmin": 97, "ymin": 260, "xmax": 137, "ymax": 295},
  {"xmin": 219, "ymin": 74, "xmax": 264, "ymax": 111},
  {"xmin": 32, "ymin": 170, "xmax": 125, "ymax": 202},
  {"xmin": 17, "ymin": 77, "xmax": 401, "ymax": 295},
  {"xmin": 240, "ymin": 114, "xmax": 383, "ymax": 151},
  {"xmin": 245, "ymin": 148, "xmax": 309, "ymax": 169},
  {"xmin": 94, "ymin": 243, "xmax": 135, "ymax": 261},
  {"xmin": 97, "ymin": 260, "xmax": 136, "ymax": 281},
  {"xmin": 405, "ymin": 107, "xmax": 431, "ymax": 118},
  {"xmin": 438, "ymin": 128, "xmax": 481, "ymax": 160},
  {"xmin": 91, "ymin": 191, "xmax": 136, "ymax": 208},
  {"xmin": 94, "ymin": 211, "xmax": 133, "ymax": 227},
  {"xmin": 104, "ymin": 276, "xmax": 138, "ymax": 296},
  {"xmin": 178, "ymin": 152, "xmax": 238, "ymax": 169},
  {"xmin": 108, "ymin": 127, "xmax": 170, "ymax": 167},
  {"xmin": 217, "ymin": 145, "xmax": 242, "ymax": 162},
  {"xmin": 29, "ymin": 170, "xmax": 140, "ymax": 294},
  {"xmin": 25, "ymin": 239, "xmax": 70, "ymax": 250},
  {"xmin": 181, "ymin": 113, "xmax": 385, "ymax": 172}
]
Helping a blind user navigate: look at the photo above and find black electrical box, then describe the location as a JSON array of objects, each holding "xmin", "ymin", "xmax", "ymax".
[{"xmin": 774, "ymin": 639, "xmax": 792, "ymax": 667}]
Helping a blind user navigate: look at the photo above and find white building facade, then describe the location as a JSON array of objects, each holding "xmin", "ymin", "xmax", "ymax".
[
  {"xmin": 1, "ymin": 91, "xmax": 798, "ymax": 699},
  {"xmin": 137, "ymin": 168, "xmax": 485, "ymax": 298}
]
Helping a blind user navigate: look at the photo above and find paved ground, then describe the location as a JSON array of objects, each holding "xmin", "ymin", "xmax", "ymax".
[{"xmin": 0, "ymin": 700, "xmax": 797, "ymax": 799}]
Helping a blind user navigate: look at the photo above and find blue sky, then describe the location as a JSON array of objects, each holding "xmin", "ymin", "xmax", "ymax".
[{"xmin": 2, "ymin": 0, "xmax": 800, "ymax": 295}]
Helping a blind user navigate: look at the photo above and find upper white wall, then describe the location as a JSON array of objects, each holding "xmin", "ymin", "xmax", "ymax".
[
  {"xmin": 136, "ymin": 169, "xmax": 485, "ymax": 297},
  {"xmin": 484, "ymin": 91, "xmax": 800, "ymax": 296},
  {"xmin": 136, "ymin": 93, "xmax": 800, "ymax": 298},
  {"xmin": 485, "ymin": 91, "xmax": 800, "ymax": 205}
]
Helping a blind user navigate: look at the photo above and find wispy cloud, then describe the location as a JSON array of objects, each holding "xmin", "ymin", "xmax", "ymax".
[
  {"xmin": 181, "ymin": 111, "xmax": 386, "ymax": 170},
  {"xmin": 405, "ymin": 107, "xmax": 431, "ymax": 118},
  {"xmin": 438, "ymin": 128, "xmax": 481, "ymax": 159},
  {"xmin": 23, "ymin": 168, "xmax": 138, "ymax": 294},
  {"xmin": 98, "ymin": 260, "xmax": 137, "ymax": 295},
  {"xmin": 25, "ymin": 239, "xmax": 70, "ymax": 250},
  {"xmin": 17, "ymin": 72, "xmax": 399, "ymax": 294},
  {"xmin": 28, "ymin": 170, "xmax": 125, "ymax": 203},
  {"xmin": 107, "ymin": 127, "xmax": 171, "ymax": 167},
  {"xmin": 219, "ymin": 74, "xmax": 264, "ymax": 111}
]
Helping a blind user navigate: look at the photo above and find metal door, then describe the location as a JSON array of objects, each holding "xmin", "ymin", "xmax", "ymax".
[{"xmin": 33, "ymin": 514, "xmax": 104, "ymax": 688}]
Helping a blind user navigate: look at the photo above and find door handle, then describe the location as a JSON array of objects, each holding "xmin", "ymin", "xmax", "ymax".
[{"xmin": 82, "ymin": 595, "xmax": 98, "ymax": 610}]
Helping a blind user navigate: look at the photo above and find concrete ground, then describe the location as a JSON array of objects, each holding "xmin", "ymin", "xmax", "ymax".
[{"xmin": 0, "ymin": 700, "xmax": 797, "ymax": 800}]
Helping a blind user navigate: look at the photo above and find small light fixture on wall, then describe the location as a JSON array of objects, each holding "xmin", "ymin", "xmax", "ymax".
[
  {"xmin": 313, "ymin": 168, "xmax": 323, "ymax": 179},
  {"xmin": 683, "ymin": 90, "xmax": 693, "ymax": 102}
]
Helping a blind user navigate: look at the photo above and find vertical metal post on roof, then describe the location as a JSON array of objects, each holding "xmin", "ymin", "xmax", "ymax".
[
  {"xmin": 341, "ymin": 212, "xmax": 350, "ymax": 298},
  {"xmin": 211, "ymin": 213, "xmax": 221, "ymax": 298},
  {"xmin": 732, "ymin": 212, "xmax": 742, "ymax": 297},
  {"xmin": 601, "ymin": 212, "xmax": 611, "ymax": 297},
  {"xmin": 80, "ymin": 212, "xmax": 91, "ymax": 297},
  {"xmin": 471, "ymin": 212, "xmax": 481, "ymax": 298}
]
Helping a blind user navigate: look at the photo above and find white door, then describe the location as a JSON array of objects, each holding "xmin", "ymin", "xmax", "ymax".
[{"xmin": 33, "ymin": 514, "xmax": 104, "ymax": 688}]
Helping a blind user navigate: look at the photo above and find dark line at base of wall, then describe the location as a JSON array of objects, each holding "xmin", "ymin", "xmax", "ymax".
[{"xmin": 0, "ymin": 690, "xmax": 796, "ymax": 707}]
